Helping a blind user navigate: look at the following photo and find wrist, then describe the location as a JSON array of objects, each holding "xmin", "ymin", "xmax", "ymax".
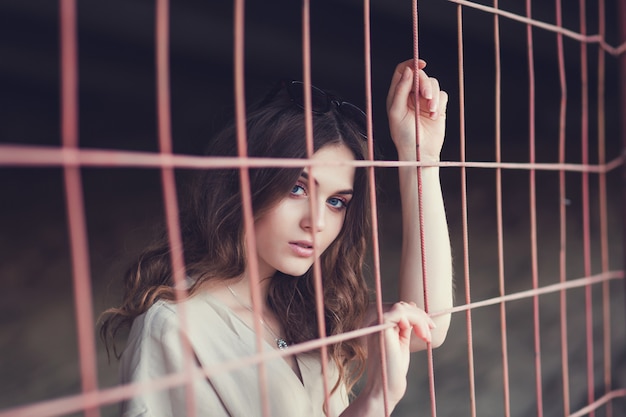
[
  {"xmin": 395, "ymin": 144, "xmax": 417, "ymax": 161},
  {"xmin": 396, "ymin": 145, "xmax": 440, "ymax": 164},
  {"xmin": 418, "ymin": 154, "xmax": 441, "ymax": 164}
]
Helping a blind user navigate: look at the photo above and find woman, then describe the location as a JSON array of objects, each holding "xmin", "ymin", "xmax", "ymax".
[{"xmin": 100, "ymin": 59, "xmax": 453, "ymax": 416}]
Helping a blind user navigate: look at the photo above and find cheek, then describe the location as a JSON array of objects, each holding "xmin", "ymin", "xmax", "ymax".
[
  {"xmin": 254, "ymin": 210, "xmax": 278, "ymax": 240},
  {"xmin": 254, "ymin": 202, "xmax": 296, "ymax": 238},
  {"xmin": 325, "ymin": 212, "xmax": 347, "ymax": 243}
]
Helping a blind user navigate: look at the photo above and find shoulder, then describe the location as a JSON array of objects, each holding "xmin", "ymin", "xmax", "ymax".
[
  {"xmin": 119, "ymin": 301, "xmax": 181, "ymax": 375},
  {"xmin": 129, "ymin": 300, "xmax": 179, "ymax": 342},
  {"xmin": 128, "ymin": 294, "xmax": 219, "ymax": 342},
  {"xmin": 120, "ymin": 296, "xmax": 214, "ymax": 378}
]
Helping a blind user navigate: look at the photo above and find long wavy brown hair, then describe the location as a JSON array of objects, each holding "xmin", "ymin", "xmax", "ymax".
[{"xmin": 100, "ymin": 83, "xmax": 372, "ymax": 395}]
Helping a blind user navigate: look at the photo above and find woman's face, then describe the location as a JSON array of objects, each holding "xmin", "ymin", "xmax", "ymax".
[{"xmin": 253, "ymin": 143, "xmax": 356, "ymax": 278}]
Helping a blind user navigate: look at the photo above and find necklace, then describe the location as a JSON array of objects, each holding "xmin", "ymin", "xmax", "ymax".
[{"xmin": 226, "ymin": 285, "xmax": 289, "ymax": 350}]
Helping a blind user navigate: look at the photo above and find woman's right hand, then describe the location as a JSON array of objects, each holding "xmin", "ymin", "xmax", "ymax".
[{"xmin": 386, "ymin": 59, "xmax": 448, "ymax": 162}]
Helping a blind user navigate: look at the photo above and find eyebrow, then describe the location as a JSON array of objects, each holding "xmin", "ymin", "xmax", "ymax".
[{"xmin": 300, "ymin": 172, "xmax": 353, "ymax": 195}]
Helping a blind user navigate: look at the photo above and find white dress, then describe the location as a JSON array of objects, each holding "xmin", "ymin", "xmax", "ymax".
[{"xmin": 119, "ymin": 290, "xmax": 349, "ymax": 417}]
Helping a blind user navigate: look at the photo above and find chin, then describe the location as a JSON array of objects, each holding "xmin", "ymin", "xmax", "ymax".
[{"xmin": 276, "ymin": 263, "xmax": 314, "ymax": 278}]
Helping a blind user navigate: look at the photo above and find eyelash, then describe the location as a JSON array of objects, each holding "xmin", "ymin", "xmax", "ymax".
[
  {"xmin": 327, "ymin": 197, "xmax": 348, "ymax": 210},
  {"xmin": 290, "ymin": 182, "xmax": 349, "ymax": 211},
  {"xmin": 290, "ymin": 183, "xmax": 307, "ymax": 197}
]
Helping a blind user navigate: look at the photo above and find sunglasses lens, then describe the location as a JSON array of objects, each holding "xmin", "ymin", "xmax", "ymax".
[
  {"xmin": 286, "ymin": 81, "xmax": 367, "ymax": 138},
  {"xmin": 288, "ymin": 81, "xmax": 330, "ymax": 114},
  {"xmin": 310, "ymin": 85, "xmax": 331, "ymax": 113}
]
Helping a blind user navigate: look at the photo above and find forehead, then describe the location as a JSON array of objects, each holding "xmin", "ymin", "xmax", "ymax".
[{"xmin": 303, "ymin": 144, "xmax": 355, "ymax": 190}]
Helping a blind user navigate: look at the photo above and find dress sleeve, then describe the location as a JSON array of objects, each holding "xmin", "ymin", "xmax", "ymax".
[{"xmin": 118, "ymin": 302, "xmax": 228, "ymax": 417}]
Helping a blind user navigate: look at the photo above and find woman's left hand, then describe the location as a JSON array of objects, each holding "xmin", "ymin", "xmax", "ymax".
[
  {"xmin": 386, "ymin": 59, "xmax": 448, "ymax": 161},
  {"xmin": 363, "ymin": 302, "xmax": 436, "ymax": 408}
]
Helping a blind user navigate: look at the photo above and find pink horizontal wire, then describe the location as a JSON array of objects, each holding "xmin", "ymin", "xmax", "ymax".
[
  {"xmin": 0, "ymin": 320, "xmax": 399, "ymax": 417},
  {"xmin": 0, "ymin": 373, "xmax": 194, "ymax": 417},
  {"xmin": 1, "ymin": 144, "xmax": 623, "ymax": 173},
  {"xmin": 3, "ymin": 268, "xmax": 623, "ymax": 417},
  {"xmin": 442, "ymin": 271, "xmax": 624, "ymax": 317},
  {"xmin": 447, "ymin": 0, "xmax": 626, "ymax": 56},
  {"xmin": 5, "ymin": 2, "xmax": 623, "ymax": 417},
  {"xmin": 7, "ymin": 374, "xmax": 625, "ymax": 417},
  {"xmin": 568, "ymin": 389, "xmax": 626, "ymax": 417},
  {"xmin": 8, "ymin": 4, "xmax": 626, "ymax": 417},
  {"xmin": 0, "ymin": 267, "xmax": 622, "ymax": 417}
]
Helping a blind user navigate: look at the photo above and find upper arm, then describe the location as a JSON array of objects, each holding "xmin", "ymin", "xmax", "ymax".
[{"xmin": 119, "ymin": 305, "xmax": 194, "ymax": 417}]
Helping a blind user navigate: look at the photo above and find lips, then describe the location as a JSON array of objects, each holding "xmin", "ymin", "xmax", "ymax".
[{"xmin": 289, "ymin": 241, "xmax": 314, "ymax": 257}]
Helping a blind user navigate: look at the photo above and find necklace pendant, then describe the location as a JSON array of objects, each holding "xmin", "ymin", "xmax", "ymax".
[{"xmin": 276, "ymin": 338, "xmax": 288, "ymax": 350}]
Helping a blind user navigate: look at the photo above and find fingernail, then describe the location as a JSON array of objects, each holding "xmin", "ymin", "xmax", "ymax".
[{"xmin": 403, "ymin": 67, "xmax": 411, "ymax": 80}]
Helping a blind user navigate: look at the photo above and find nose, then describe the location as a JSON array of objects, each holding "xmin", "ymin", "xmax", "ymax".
[{"xmin": 300, "ymin": 201, "xmax": 326, "ymax": 232}]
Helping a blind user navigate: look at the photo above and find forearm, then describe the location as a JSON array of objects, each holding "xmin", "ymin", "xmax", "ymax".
[
  {"xmin": 385, "ymin": 59, "xmax": 451, "ymax": 349},
  {"xmin": 339, "ymin": 383, "xmax": 396, "ymax": 417},
  {"xmin": 397, "ymin": 155, "xmax": 453, "ymax": 348}
]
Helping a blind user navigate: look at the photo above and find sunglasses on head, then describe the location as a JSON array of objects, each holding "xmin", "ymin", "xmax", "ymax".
[{"xmin": 269, "ymin": 80, "xmax": 368, "ymax": 139}]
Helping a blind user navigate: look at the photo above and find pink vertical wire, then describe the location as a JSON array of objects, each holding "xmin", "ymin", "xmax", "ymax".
[
  {"xmin": 155, "ymin": 1, "xmax": 197, "ymax": 415},
  {"xmin": 596, "ymin": 2, "xmax": 613, "ymax": 417},
  {"xmin": 555, "ymin": 0, "xmax": 572, "ymax": 414},
  {"xmin": 59, "ymin": 2, "xmax": 100, "ymax": 416},
  {"xmin": 492, "ymin": 1, "xmax": 511, "ymax": 416},
  {"xmin": 300, "ymin": 1, "xmax": 333, "ymax": 412},
  {"xmin": 232, "ymin": 1, "xmax": 272, "ymax": 416},
  {"xmin": 620, "ymin": 0, "xmax": 626, "ymax": 363},
  {"xmin": 412, "ymin": 2, "xmax": 438, "ymax": 417},
  {"xmin": 362, "ymin": 0, "xmax": 391, "ymax": 416},
  {"xmin": 578, "ymin": 0, "xmax": 596, "ymax": 414},
  {"xmin": 455, "ymin": 6, "xmax": 477, "ymax": 417},
  {"xmin": 525, "ymin": 1, "xmax": 544, "ymax": 416}
]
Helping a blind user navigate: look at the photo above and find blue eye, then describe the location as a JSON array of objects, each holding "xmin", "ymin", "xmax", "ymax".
[
  {"xmin": 291, "ymin": 183, "xmax": 306, "ymax": 196},
  {"xmin": 327, "ymin": 197, "xmax": 347, "ymax": 210}
]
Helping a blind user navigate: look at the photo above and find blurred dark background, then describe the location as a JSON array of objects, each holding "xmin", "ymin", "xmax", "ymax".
[{"xmin": 0, "ymin": 1, "xmax": 624, "ymax": 416}]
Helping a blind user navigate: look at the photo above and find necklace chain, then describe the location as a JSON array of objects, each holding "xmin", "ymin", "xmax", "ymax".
[{"xmin": 226, "ymin": 285, "xmax": 289, "ymax": 350}]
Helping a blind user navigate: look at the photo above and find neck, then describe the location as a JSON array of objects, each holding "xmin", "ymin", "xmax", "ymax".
[
  {"xmin": 226, "ymin": 279, "xmax": 290, "ymax": 350},
  {"xmin": 230, "ymin": 272, "xmax": 273, "ymax": 307}
]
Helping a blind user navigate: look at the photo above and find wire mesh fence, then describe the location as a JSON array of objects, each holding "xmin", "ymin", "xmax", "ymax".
[{"xmin": 0, "ymin": 1, "xmax": 624, "ymax": 416}]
